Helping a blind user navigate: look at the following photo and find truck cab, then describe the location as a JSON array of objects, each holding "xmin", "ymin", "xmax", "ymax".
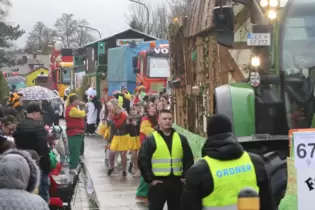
[{"xmin": 133, "ymin": 43, "xmax": 170, "ymax": 95}]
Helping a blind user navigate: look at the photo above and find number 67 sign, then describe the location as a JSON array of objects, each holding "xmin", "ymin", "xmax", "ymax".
[{"xmin": 293, "ymin": 132, "xmax": 315, "ymax": 168}]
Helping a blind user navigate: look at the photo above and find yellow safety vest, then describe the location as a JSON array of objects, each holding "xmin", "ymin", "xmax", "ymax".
[
  {"xmin": 118, "ymin": 95, "xmax": 123, "ymax": 107},
  {"xmin": 202, "ymin": 152, "xmax": 259, "ymax": 210},
  {"xmin": 151, "ymin": 131, "xmax": 183, "ymax": 176}
]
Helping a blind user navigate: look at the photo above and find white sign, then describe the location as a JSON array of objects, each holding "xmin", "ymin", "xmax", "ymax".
[
  {"xmin": 293, "ymin": 132, "xmax": 315, "ymax": 168},
  {"xmin": 116, "ymin": 39, "xmax": 144, "ymax": 46},
  {"xmin": 247, "ymin": 33, "xmax": 271, "ymax": 46},
  {"xmin": 154, "ymin": 48, "xmax": 169, "ymax": 54},
  {"xmin": 149, "ymin": 57, "xmax": 170, "ymax": 78},
  {"xmin": 297, "ymin": 167, "xmax": 315, "ymax": 210}
]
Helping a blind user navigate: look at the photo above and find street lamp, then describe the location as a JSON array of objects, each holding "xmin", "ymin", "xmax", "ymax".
[
  {"xmin": 129, "ymin": 0, "xmax": 150, "ymax": 34},
  {"xmin": 78, "ymin": 24, "xmax": 102, "ymax": 39}
]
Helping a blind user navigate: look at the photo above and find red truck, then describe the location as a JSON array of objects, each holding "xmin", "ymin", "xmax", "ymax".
[{"xmin": 133, "ymin": 42, "xmax": 170, "ymax": 95}]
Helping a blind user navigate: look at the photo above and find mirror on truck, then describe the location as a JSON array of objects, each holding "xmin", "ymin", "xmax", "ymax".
[
  {"xmin": 213, "ymin": 6, "xmax": 234, "ymax": 48},
  {"xmin": 132, "ymin": 56, "xmax": 140, "ymax": 73}
]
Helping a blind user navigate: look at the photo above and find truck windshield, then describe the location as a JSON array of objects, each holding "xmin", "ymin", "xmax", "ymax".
[
  {"xmin": 62, "ymin": 69, "xmax": 71, "ymax": 84},
  {"xmin": 147, "ymin": 56, "xmax": 170, "ymax": 78},
  {"xmin": 281, "ymin": 0, "xmax": 315, "ymax": 128}
]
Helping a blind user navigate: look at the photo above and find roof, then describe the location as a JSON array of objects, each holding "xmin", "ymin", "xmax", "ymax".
[
  {"xmin": 25, "ymin": 67, "xmax": 49, "ymax": 76},
  {"xmin": 84, "ymin": 28, "xmax": 159, "ymax": 47},
  {"xmin": 27, "ymin": 58, "xmax": 44, "ymax": 65}
]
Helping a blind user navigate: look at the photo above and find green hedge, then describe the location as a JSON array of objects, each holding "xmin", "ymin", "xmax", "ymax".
[{"xmin": 172, "ymin": 124, "xmax": 206, "ymax": 161}]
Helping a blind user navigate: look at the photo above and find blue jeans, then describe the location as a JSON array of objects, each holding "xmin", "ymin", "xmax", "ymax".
[{"xmin": 39, "ymin": 172, "xmax": 50, "ymax": 203}]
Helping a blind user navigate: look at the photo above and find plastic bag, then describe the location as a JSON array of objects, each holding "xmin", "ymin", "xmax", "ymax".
[
  {"xmin": 55, "ymin": 139, "xmax": 65, "ymax": 157},
  {"xmin": 97, "ymin": 121, "xmax": 106, "ymax": 136}
]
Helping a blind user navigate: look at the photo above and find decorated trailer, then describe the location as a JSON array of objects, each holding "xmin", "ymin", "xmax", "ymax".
[{"xmin": 166, "ymin": 0, "xmax": 315, "ymax": 207}]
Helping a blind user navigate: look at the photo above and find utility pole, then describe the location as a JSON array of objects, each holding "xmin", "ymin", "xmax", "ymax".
[{"xmin": 129, "ymin": 0, "xmax": 150, "ymax": 34}]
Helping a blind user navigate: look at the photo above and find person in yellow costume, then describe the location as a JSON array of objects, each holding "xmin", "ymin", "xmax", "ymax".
[
  {"xmin": 64, "ymin": 93, "xmax": 86, "ymax": 174},
  {"xmin": 181, "ymin": 114, "xmax": 276, "ymax": 210}
]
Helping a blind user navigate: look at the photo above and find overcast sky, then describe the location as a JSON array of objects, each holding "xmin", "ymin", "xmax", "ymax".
[
  {"xmin": 8, "ymin": 0, "xmax": 134, "ymax": 48},
  {"xmin": 8, "ymin": 0, "xmax": 289, "ymax": 48}
]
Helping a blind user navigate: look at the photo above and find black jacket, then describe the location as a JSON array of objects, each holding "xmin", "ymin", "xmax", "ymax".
[
  {"xmin": 180, "ymin": 133, "xmax": 276, "ymax": 210},
  {"xmin": 114, "ymin": 93, "xmax": 130, "ymax": 113},
  {"xmin": 13, "ymin": 118, "xmax": 51, "ymax": 174},
  {"xmin": 138, "ymin": 128, "xmax": 194, "ymax": 183},
  {"xmin": 127, "ymin": 116, "xmax": 141, "ymax": 137}
]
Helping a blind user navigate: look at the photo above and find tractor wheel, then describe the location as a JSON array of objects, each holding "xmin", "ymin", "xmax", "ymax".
[{"xmin": 263, "ymin": 152, "xmax": 287, "ymax": 207}]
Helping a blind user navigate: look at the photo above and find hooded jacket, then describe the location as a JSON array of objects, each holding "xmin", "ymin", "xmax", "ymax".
[
  {"xmin": 180, "ymin": 133, "xmax": 276, "ymax": 210},
  {"xmin": 13, "ymin": 118, "xmax": 51, "ymax": 174},
  {"xmin": 0, "ymin": 149, "xmax": 49, "ymax": 210}
]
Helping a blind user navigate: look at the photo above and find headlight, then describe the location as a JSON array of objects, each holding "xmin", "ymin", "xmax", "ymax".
[
  {"xmin": 260, "ymin": 0, "xmax": 268, "ymax": 7},
  {"xmin": 267, "ymin": 10, "xmax": 277, "ymax": 20},
  {"xmin": 251, "ymin": 56, "xmax": 261, "ymax": 67},
  {"xmin": 269, "ymin": 0, "xmax": 279, "ymax": 7}
]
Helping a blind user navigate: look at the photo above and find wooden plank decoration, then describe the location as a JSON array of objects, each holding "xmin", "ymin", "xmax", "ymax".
[
  {"xmin": 220, "ymin": 46, "xmax": 245, "ymax": 82},
  {"xmin": 196, "ymin": 37, "xmax": 204, "ymax": 73},
  {"xmin": 169, "ymin": 0, "xmax": 251, "ymax": 134},
  {"xmin": 208, "ymin": 36, "xmax": 215, "ymax": 115},
  {"xmin": 234, "ymin": 7, "xmax": 250, "ymax": 32},
  {"xmin": 218, "ymin": 45, "xmax": 229, "ymax": 84},
  {"xmin": 184, "ymin": 0, "xmax": 216, "ymax": 37}
]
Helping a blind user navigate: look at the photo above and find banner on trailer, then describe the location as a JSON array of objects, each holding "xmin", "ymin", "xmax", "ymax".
[{"xmin": 291, "ymin": 129, "xmax": 315, "ymax": 210}]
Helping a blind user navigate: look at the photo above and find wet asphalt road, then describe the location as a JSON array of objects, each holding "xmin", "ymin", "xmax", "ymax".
[{"xmin": 83, "ymin": 135, "xmax": 149, "ymax": 210}]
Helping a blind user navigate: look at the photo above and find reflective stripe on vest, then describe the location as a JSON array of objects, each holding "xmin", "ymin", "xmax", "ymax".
[
  {"xmin": 203, "ymin": 204, "xmax": 236, "ymax": 210},
  {"xmin": 118, "ymin": 95, "xmax": 123, "ymax": 107},
  {"xmin": 202, "ymin": 152, "xmax": 259, "ymax": 209},
  {"xmin": 151, "ymin": 131, "xmax": 183, "ymax": 176}
]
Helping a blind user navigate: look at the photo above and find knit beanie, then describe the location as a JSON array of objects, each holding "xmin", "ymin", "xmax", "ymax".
[{"xmin": 207, "ymin": 114, "xmax": 233, "ymax": 136}]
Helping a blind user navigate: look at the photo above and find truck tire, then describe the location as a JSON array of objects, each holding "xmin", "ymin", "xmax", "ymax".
[{"xmin": 263, "ymin": 152, "xmax": 287, "ymax": 207}]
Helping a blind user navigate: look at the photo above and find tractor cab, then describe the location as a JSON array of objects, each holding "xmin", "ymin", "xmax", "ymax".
[
  {"xmin": 280, "ymin": 0, "xmax": 315, "ymax": 129},
  {"xmin": 213, "ymin": 0, "xmax": 315, "ymax": 134}
]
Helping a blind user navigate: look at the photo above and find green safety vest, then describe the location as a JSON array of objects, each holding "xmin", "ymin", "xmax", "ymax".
[
  {"xmin": 151, "ymin": 131, "xmax": 183, "ymax": 176},
  {"xmin": 202, "ymin": 152, "xmax": 259, "ymax": 210},
  {"xmin": 118, "ymin": 95, "xmax": 123, "ymax": 107}
]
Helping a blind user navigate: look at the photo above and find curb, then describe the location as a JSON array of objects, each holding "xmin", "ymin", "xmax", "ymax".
[{"xmin": 79, "ymin": 158, "xmax": 100, "ymax": 209}]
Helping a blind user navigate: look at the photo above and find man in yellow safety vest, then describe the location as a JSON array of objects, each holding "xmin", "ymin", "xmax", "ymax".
[
  {"xmin": 180, "ymin": 114, "xmax": 276, "ymax": 210},
  {"xmin": 138, "ymin": 109, "xmax": 194, "ymax": 210}
]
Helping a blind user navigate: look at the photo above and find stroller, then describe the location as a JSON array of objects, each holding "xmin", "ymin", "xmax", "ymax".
[{"xmin": 48, "ymin": 125, "xmax": 82, "ymax": 210}]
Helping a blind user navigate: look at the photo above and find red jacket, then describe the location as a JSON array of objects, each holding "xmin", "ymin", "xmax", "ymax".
[{"xmin": 65, "ymin": 105, "xmax": 85, "ymax": 137}]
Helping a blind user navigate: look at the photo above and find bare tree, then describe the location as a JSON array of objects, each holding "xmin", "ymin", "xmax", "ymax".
[
  {"xmin": 25, "ymin": 22, "xmax": 56, "ymax": 54},
  {"xmin": 71, "ymin": 19, "xmax": 95, "ymax": 48},
  {"xmin": 55, "ymin": 13, "xmax": 95, "ymax": 48},
  {"xmin": 168, "ymin": 0, "xmax": 187, "ymax": 18},
  {"xmin": 54, "ymin": 13, "xmax": 77, "ymax": 47},
  {"xmin": 127, "ymin": 1, "xmax": 152, "ymax": 34},
  {"xmin": 152, "ymin": 5, "xmax": 168, "ymax": 39},
  {"xmin": 126, "ymin": 0, "xmax": 186, "ymax": 39}
]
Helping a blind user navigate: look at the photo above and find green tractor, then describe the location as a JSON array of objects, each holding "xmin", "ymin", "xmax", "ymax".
[{"xmin": 212, "ymin": 0, "xmax": 315, "ymax": 206}]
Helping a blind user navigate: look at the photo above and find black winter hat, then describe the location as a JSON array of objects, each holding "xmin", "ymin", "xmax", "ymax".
[{"xmin": 207, "ymin": 114, "xmax": 233, "ymax": 136}]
